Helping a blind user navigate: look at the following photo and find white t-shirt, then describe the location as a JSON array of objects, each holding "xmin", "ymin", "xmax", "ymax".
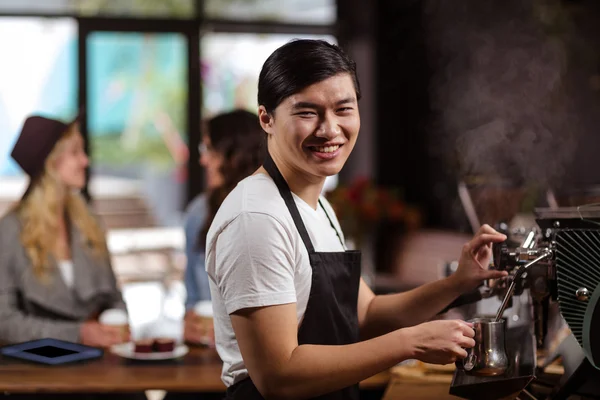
[{"xmin": 205, "ymin": 173, "xmax": 346, "ymax": 387}]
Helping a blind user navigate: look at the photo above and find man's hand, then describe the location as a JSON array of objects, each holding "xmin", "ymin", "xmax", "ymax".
[
  {"xmin": 452, "ymin": 224, "xmax": 508, "ymax": 292},
  {"xmin": 406, "ymin": 320, "xmax": 476, "ymax": 365}
]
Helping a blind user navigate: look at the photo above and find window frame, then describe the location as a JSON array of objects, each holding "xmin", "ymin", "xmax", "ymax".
[{"xmin": 0, "ymin": 0, "xmax": 339, "ymax": 204}]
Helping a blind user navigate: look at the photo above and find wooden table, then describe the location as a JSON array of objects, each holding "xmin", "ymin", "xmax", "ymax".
[
  {"xmin": 382, "ymin": 363, "xmax": 458, "ymax": 400},
  {"xmin": 382, "ymin": 361, "xmax": 566, "ymax": 400},
  {"xmin": 0, "ymin": 346, "xmax": 225, "ymax": 393},
  {"xmin": 0, "ymin": 345, "xmax": 390, "ymax": 394}
]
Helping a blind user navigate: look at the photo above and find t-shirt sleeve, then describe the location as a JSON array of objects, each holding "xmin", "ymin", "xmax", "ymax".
[{"xmin": 211, "ymin": 212, "xmax": 297, "ymax": 315}]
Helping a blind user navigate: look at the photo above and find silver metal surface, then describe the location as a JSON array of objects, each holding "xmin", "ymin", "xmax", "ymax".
[
  {"xmin": 462, "ymin": 318, "xmax": 508, "ymax": 376},
  {"xmin": 576, "ymin": 287, "xmax": 590, "ymax": 302},
  {"xmin": 494, "ymin": 251, "xmax": 552, "ymax": 322}
]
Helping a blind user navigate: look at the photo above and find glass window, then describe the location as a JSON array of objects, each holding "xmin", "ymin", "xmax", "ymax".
[
  {"xmin": 0, "ymin": 0, "xmax": 71, "ymax": 14},
  {"xmin": 0, "ymin": 17, "xmax": 77, "ymax": 178},
  {"xmin": 87, "ymin": 32, "xmax": 188, "ymax": 226},
  {"xmin": 0, "ymin": 0, "xmax": 195, "ymax": 19},
  {"xmin": 201, "ymin": 33, "xmax": 337, "ymax": 116},
  {"xmin": 204, "ymin": 0, "xmax": 336, "ymax": 25}
]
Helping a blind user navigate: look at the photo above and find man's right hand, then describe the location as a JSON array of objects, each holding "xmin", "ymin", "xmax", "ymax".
[
  {"xmin": 406, "ymin": 320, "xmax": 476, "ymax": 365},
  {"xmin": 80, "ymin": 321, "xmax": 127, "ymax": 348}
]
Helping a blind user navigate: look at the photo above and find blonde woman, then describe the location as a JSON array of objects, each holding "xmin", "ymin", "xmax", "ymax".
[{"xmin": 0, "ymin": 115, "xmax": 129, "ymax": 348}]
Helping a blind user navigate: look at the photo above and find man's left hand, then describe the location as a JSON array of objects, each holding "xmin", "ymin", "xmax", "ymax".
[{"xmin": 452, "ymin": 224, "xmax": 509, "ymax": 292}]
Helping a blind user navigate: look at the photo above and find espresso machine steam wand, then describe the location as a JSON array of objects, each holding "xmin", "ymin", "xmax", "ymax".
[{"xmin": 494, "ymin": 250, "xmax": 553, "ymax": 322}]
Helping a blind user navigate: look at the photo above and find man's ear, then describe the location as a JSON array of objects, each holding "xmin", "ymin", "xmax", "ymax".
[{"xmin": 258, "ymin": 105, "xmax": 274, "ymax": 135}]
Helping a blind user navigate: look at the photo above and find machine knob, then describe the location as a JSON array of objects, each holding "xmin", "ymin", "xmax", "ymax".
[
  {"xmin": 492, "ymin": 242, "xmax": 509, "ymax": 270},
  {"xmin": 576, "ymin": 287, "xmax": 590, "ymax": 302}
]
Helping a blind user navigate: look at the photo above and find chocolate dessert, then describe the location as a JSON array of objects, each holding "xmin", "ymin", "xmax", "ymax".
[
  {"xmin": 134, "ymin": 339, "xmax": 154, "ymax": 353},
  {"xmin": 153, "ymin": 338, "xmax": 175, "ymax": 352}
]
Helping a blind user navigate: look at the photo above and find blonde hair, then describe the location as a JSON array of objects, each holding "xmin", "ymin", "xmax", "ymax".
[{"xmin": 15, "ymin": 123, "xmax": 108, "ymax": 280}]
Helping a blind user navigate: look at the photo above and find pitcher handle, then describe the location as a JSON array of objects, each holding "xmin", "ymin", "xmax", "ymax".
[
  {"xmin": 463, "ymin": 352, "xmax": 477, "ymax": 371},
  {"xmin": 457, "ymin": 322, "xmax": 478, "ymax": 371}
]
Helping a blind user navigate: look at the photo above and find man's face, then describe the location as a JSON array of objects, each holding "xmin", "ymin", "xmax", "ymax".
[{"xmin": 259, "ymin": 73, "xmax": 360, "ymax": 182}]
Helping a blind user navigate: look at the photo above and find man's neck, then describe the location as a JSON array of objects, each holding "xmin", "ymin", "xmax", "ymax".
[{"xmin": 263, "ymin": 153, "xmax": 325, "ymax": 210}]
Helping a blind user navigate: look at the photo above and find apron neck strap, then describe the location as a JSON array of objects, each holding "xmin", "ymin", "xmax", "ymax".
[
  {"xmin": 263, "ymin": 151, "xmax": 316, "ymax": 254},
  {"xmin": 318, "ymin": 198, "xmax": 346, "ymax": 249}
]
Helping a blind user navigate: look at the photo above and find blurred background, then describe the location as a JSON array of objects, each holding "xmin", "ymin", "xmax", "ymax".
[{"xmin": 1, "ymin": 0, "xmax": 600, "ymax": 340}]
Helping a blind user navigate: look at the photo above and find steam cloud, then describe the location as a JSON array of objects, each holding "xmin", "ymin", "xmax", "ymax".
[{"xmin": 424, "ymin": 0, "xmax": 581, "ymax": 188}]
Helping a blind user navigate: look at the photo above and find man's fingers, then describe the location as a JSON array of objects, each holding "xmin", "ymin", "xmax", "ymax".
[
  {"xmin": 468, "ymin": 233, "xmax": 507, "ymax": 252},
  {"xmin": 478, "ymin": 224, "xmax": 502, "ymax": 235},
  {"xmin": 477, "ymin": 246, "xmax": 490, "ymax": 258},
  {"xmin": 481, "ymin": 270, "xmax": 509, "ymax": 280},
  {"xmin": 461, "ymin": 324, "xmax": 475, "ymax": 338},
  {"xmin": 455, "ymin": 347, "xmax": 468, "ymax": 359},
  {"xmin": 460, "ymin": 337, "xmax": 476, "ymax": 349}
]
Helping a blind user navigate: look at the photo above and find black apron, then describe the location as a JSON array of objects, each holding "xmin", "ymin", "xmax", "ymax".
[{"xmin": 225, "ymin": 153, "xmax": 362, "ymax": 400}]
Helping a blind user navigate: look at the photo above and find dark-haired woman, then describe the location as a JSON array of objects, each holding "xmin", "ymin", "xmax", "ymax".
[{"xmin": 182, "ymin": 109, "xmax": 265, "ymax": 345}]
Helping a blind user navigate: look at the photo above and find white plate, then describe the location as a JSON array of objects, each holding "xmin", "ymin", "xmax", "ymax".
[{"xmin": 110, "ymin": 342, "xmax": 189, "ymax": 360}]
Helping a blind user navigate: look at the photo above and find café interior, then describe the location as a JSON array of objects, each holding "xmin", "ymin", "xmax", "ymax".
[{"xmin": 2, "ymin": 0, "xmax": 600, "ymax": 399}]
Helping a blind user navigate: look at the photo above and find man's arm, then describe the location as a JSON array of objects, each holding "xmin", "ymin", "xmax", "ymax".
[
  {"xmin": 214, "ymin": 212, "xmax": 475, "ymax": 399},
  {"xmin": 231, "ymin": 303, "xmax": 474, "ymax": 400},
  {"xmin": 358, "ymin": 224, "xmax": 508, "ymax": 338},
  {"xmin": 357, "ymin": 276, "xmax": 466, "ymax": 339}
]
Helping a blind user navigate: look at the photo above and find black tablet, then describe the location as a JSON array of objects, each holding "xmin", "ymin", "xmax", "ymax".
[{"xmin": 1, "ymin": 338, "xmax": 103, "ymax": 365}]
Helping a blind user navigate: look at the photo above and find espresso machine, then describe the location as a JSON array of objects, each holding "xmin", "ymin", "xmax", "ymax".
[{"xmin": 449, "ymin": 205, "xmax": 600, "ymax": 400}]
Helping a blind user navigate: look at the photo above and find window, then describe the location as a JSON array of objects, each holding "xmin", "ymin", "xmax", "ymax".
[
  {"xmin": 201, "ymin": 33, "xmax": 336, "ymax": 116},
  {"xmin": 87, "ymin": 32, "xmax": 188, "ymax": 226},
  {"xmin": 0, "ymin": 2, "xmax": 338, "ymax": 215},
  {"xmin": 0, "ymin": 0, "xmax": 196, "ymax": 18},
  {"xmin": 0, "ymin": 17, "xmax": 77, "ymax": 177},
  {"xmin": 205, "ymin": 0, "xmax": 336, "ymax": 25}
]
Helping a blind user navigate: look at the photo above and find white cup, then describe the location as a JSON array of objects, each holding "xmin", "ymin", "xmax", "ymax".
[
  {"xmin": 99, "ymin": 308, "xmax": 129, "ymax": 341},
  {"xmin": 194, "ymin": 301, "xmax": 214, "ymax": 318},
  {"xmin": 193, "ymin": 301, "xmax": 214, "ymax": 345}
]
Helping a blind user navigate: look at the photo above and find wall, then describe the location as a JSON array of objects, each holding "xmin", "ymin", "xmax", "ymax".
[{"xmin": 376, "ymin": 0, "xmax": 600, "ymax": 230}]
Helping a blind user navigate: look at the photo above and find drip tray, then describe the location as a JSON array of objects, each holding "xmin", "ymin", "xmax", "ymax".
[{"xmin": 450, "ymin": 324, "xmax": 536, "ymax": 400}]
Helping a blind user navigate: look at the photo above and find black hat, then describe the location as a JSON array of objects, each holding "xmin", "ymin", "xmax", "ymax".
[{"xmin": 11, "ymin": 115, "xmax": 78, "ymax": 177}]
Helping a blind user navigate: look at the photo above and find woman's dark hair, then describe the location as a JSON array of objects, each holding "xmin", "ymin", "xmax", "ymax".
[
  {"xmin": 198, "ymin": 109, "xmax": 265, "ymax": 248},
  {"xmin": 258, "ymin": 39, "xmax": 361, "ymax": 114}
]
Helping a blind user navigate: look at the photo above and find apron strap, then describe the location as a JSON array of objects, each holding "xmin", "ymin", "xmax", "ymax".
[
  {"xmin": 318, "ymin": 198, "xmax": 346, "ymax": 249},
  {"xmin": 263, "ymin": 152, "xmax": 316, "ymax": 254}
]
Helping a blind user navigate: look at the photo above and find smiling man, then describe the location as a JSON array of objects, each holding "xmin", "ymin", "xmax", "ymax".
[{"xmin": 205, "ymin": 39, "xmax": 508, "ymax": 400}]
